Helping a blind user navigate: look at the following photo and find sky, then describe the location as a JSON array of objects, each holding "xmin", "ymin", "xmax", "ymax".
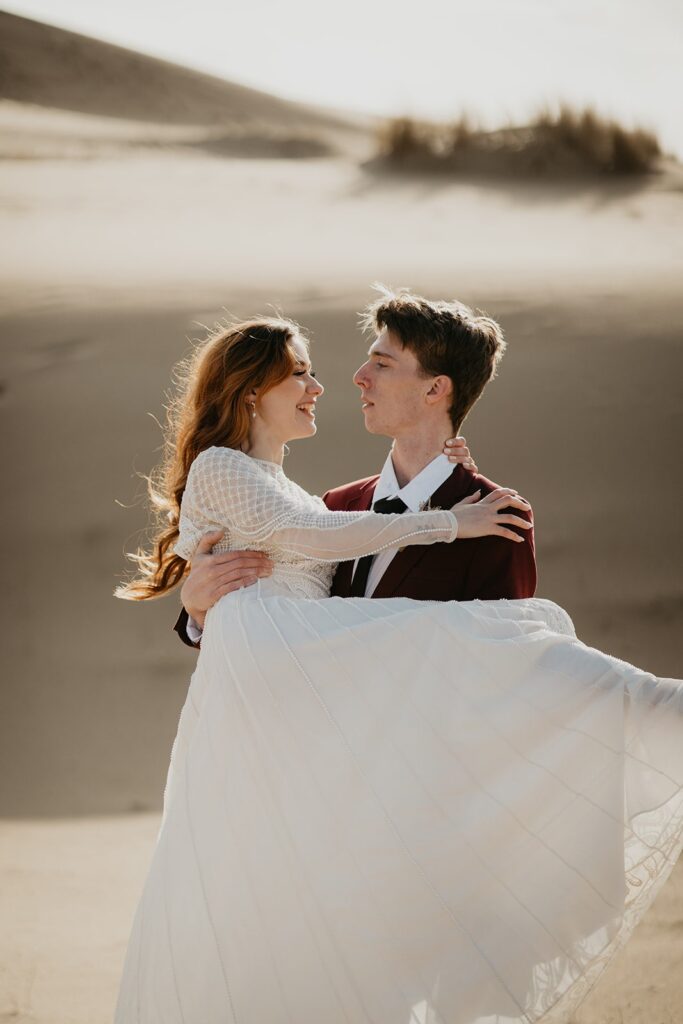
[{"xmin": 4, "ymin": 0, "xmax": 683, "ymax": 155}]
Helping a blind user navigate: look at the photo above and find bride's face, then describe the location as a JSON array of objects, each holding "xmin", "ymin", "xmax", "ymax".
[{"xmin": 255, "ymin": 336, "xmax": 324, "ymax": 443}]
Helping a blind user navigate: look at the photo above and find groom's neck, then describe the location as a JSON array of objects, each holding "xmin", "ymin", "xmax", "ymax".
[{"xmin": 390, "ymin": 426, "xmax": 450, "ymax": 489}]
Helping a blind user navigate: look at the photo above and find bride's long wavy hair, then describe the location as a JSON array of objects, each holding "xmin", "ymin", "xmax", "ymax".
[{"xmin": 115, "ymin": 316, "xmax": 304, "ymax": 601}]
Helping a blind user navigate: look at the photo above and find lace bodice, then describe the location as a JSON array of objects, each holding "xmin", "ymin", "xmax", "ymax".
[{"xmin": 174, "ymin": 446, "xmax": 458, "ymax": 599}]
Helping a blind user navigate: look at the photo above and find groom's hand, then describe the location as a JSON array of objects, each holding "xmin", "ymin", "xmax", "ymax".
[{"xmin": 181, "ymin": 530, "xmax": 274, "ymax": 629}]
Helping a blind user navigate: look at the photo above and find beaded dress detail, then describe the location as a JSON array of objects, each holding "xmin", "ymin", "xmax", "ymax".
[{"xmin": 175, "ymin": 446, "xmax": 459, "ymax": 599}]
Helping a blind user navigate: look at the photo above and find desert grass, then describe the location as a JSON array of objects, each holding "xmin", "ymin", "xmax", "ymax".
[
  {"xmin": 376, "ymin": 105, "xmax": 662, "ymax": 177},
  {"xmin": 535, "ymin": 106, "xmax": 661, "ymax": 174}
]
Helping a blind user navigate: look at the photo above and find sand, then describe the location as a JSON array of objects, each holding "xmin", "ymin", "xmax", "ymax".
[{"xmin": 1, "ymin": 12, "xmax": 682, "ymax": 1022}]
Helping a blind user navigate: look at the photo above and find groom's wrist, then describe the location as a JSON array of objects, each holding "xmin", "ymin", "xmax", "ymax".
[
  {"xmin": 186, "ymin": 615, "xmax": 204, "ymax": 643},
  {"xmin": 186, "ymin": 606, "xmax": 206, "ymax": 632}
]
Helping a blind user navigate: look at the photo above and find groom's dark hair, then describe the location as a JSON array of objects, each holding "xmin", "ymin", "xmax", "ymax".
[{"xmin": 361, "ymin": 286, "xmax": 506, "ymax": 432}]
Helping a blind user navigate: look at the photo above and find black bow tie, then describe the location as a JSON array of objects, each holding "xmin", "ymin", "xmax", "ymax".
[{"xmin": 349, "ymin": 495, "xmax": 408, "ymax": 597}]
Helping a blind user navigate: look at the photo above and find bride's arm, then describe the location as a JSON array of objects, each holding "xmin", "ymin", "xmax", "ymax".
[{"xmin": 174, "ymin": 447, "xmax": 458, "ymax": 562}]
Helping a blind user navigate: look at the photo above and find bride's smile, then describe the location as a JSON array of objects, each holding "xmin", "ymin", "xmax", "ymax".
[{"xmin": 244, "ymin": 334, "xmax": 324, "ymax": 463}]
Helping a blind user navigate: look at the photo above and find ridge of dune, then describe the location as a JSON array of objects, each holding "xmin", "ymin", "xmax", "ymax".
[{"xmin": 0, "ymin": 10, "xmax": 367, "ymax": 144}]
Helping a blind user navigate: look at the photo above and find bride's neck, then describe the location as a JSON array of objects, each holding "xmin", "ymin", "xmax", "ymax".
[{"xmin": 241, "ymin": 429, "xmax": 286, "ymax": 466}]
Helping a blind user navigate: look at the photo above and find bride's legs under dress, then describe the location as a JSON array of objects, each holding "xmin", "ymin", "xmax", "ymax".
[{"xmin": 115, "ymin": 591, "xmax": 683, "ymax": 1024}]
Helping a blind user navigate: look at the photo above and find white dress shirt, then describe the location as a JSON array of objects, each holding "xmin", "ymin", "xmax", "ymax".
[
  {"xmin": 186, "ymin": 615, "xmax": 204, "ymax": 644},
  {"xmin": 353, "ymin": 451, "xmax": 455, "ymax": 597},
  {"xmin": 186, "ymin": 451, "xmax": 456, "ymax": 639}
]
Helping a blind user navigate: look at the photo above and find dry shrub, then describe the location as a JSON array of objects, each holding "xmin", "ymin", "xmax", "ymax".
[
  {"xmin": 535, "ymin": 105, "xmax": 661, "ymax": 174},
  {"xmin": 376, "ymin": 106, "xmax": 661, "ymax": 176},
  {"xmin": 447, "ymin": 115, "xmax": 476, "ymax": 155},
  {"xmin": 377, "ymin": 117, "xmax": 434, "ymax": 160},
  {"xmin": 377, "ymin": 115, "xmax": 476, "ymax": 161}
]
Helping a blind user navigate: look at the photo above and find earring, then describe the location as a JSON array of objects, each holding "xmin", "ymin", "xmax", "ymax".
[{"xmin": 248, "ymin": 402, "xmax": 256, "ymax": 420}]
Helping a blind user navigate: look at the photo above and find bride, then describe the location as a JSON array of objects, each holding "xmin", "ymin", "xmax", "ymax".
[{"xmin": 115, "ymin": 315, "xmax": 683, "ymax": 1024}]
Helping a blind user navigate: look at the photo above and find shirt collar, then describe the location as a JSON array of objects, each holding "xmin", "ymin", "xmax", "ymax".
[{"xmin": 373, "ymin": 451, "xmax": 455, "ymax": 512}]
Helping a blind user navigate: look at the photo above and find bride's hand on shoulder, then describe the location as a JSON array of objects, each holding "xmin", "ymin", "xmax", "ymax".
[
  {"xmin": 451, "ymin": 488, "xmax": 533, "ymax": 542},
  {"xmin": 442, "ymin": 435, "xmax": 478, "ymax": 473}
]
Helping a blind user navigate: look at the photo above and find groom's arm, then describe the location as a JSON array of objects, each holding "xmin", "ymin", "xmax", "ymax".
[
  {"xmin": 173, "ymin": 535, "xmax": 274, "ymax": 650},
  {"xmin": 173, "ymin": 607, "xmax": 200, "ymax": 650}
]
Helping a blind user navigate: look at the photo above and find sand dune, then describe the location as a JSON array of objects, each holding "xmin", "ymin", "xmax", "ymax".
[
  {"xmin": 0, "ymin": 11, "xmax": 369, "ymax": 159},
  {"xmin": 0, "ymin": 99, "xmax": 344, "ymax": 160},
  {"xmin": 0, "ymin": 10, "xmax": 354, "ymax": 129}
]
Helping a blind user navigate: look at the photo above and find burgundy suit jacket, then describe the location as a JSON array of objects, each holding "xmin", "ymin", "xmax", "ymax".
[
  {"xmin": 173, "ymin": 465, "xmax": 536, "ymax": 648},
  {"xmin": 324, "ymin": 465, "xmax": 536, "ymax": 601}
]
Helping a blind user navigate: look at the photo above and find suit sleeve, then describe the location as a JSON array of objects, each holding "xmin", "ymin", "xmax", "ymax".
[
  {"xmin": 173, "ymin": 606, "xmax": 201, "ymax": 650},
  {"xmin": 464, "ymin": 506, "xmax": 537, "ymax": 599}
]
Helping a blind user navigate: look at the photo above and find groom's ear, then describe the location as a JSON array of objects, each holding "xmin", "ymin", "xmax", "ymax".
[{"xmin": 425, "ymin": 375, "xmax": 453, "ymax": 406}]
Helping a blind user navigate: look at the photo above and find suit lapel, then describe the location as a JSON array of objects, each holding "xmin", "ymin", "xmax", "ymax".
[
  {"xmin": 372, "ymin": 465, "xmax": 472, "ymax": 598},
  {"xmin": 350, "ymin": 477, "xmax": 378, "ymax": 511},
  {"xmin": 330, "ymin": 477, "xmax": 378, "ymax": 597}
]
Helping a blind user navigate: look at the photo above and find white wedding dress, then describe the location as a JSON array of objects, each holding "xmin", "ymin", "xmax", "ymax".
[{"xmin": 115, "ymin": 447, "xmax": 683, "ymax": 1024}]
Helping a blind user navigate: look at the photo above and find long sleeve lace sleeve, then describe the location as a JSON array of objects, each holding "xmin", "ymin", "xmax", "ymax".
[{"xmin": 175, "ymin": 447, "xmax": 457, "ymax": 562}]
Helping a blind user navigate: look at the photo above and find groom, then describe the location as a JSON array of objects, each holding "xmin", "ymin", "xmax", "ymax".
[{"xmin": 173, "ymin": 288, "xmax": 536, "ymax": 647}]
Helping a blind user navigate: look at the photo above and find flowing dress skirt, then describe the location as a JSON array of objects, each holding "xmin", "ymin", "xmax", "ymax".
[{"xmin": 114, "ymin": 585, "xmax": 683, "ymax": 1024}]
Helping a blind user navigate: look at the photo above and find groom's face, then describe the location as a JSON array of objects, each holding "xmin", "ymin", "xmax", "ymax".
[{"xmin": 353, "ymin": 328, "xmax": 430, "ymax": 437}]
